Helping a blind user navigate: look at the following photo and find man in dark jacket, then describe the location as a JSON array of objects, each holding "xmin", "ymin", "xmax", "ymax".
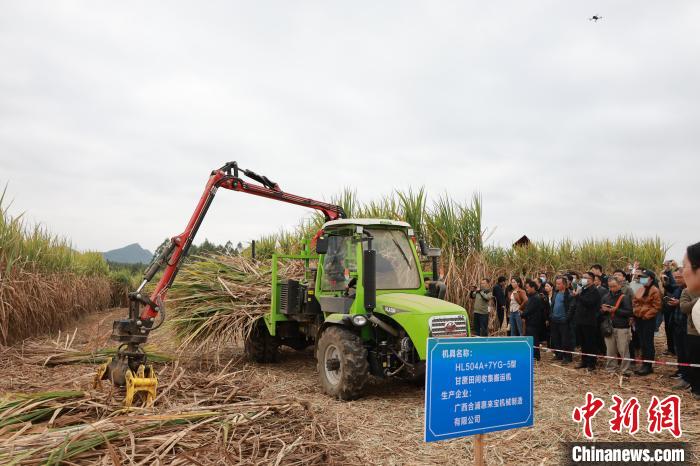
[
  {"xmin": 661, "ymin": 272, "xmax": 678, "ymax": 356},
  {"xmin": 669, "ymin": 270, "xmax": 688, "ymax": 388},
  {"xmin": 573, "ymin": 272, "xmax": 602, "ymax": 370},
  {"xmin": 601, "ymin": 277, "xmax": 634, "ymax": 374},
  {"xmin": 522, "ymin": 280, "xmax": 545, "ymax": 361},
  {"xmin": 550, "ymin": 276, "xmax": 573, "ymax": 363},
  {"xmin": 493, "ymin": 276, "xmax": 507, "ymax": 329}
]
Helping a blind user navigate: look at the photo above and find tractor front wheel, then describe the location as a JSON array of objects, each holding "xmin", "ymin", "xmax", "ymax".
[
  {"xmin": 245, "ymin": 318, "xmax": 280, "ymax": 363},
  {"xmin": 316, "ymin": 326, "xmax": 368, "ymax": 400}
]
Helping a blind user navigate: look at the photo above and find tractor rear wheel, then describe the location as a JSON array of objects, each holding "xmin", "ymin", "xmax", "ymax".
[
  {"xmin": 316, "ymin": 326, "xmax": 368, "ymax": 400},
  {"xmin": 245, "ymin": 318, "xmax": 280, "ymax": 363}
]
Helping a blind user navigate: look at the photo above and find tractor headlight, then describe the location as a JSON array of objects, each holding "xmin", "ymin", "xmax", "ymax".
[{"xmin": 352, "ymin": 315, "xmax": 368, "ymax": 327}]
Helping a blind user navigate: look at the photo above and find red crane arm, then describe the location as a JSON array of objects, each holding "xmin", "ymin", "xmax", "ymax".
[{"xmin": 132, "ymin": 162, "xmax": 345, "ymax": 321}]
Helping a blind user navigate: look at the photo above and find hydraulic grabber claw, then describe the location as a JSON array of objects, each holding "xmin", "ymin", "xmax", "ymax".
[
  {"xmin": 125, "ymin": 364, "xmax": 158, "ymax": 407},
  {"xmin": 94, "ymin": 346, "xmax": 158, "ymax": 407}
]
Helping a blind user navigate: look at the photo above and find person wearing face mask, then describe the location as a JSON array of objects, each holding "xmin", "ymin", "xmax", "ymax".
[
  {"xmin": 573, "ymin": 272, "xmax": 602, "ymax": 370},
  {"xmin": 681, "ymin": 243, "xmax": 700, "ymax": 398},
  {"xmin": 568, "ymin": 272, "xmax": 580, "ymax": 290},
  {"xmin": 632, "ymin": 270, "xmax": 662, "ymax": 376}
]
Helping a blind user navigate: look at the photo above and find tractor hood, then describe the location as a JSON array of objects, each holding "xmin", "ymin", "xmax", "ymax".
[
  {"xmin": 375, "ymin": 293, "xmax": 464, "ymax": 315},
  {"xmin": 374, "ymin": 293, "xmax": 470, "ymax": 360}
]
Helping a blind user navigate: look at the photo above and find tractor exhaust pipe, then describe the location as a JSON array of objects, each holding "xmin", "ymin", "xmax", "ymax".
[{"xmin": 363, "ymin": 235, "xmax": 376, "ymax": 313}]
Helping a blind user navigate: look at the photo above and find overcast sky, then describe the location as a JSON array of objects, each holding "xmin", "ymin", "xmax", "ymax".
[{"xmin": 1, "ymin": 1, "xmax": 698, "ymax": 261}]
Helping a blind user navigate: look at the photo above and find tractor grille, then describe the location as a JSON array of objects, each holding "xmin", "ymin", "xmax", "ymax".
[{"xmin": 429, "ymin": 315, "xmax": 468, "ymax": 337}]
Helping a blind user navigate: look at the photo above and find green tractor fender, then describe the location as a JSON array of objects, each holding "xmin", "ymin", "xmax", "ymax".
[
  {"xmin": 315, "ymin": 313, "xmax": 357, "ymax": 346},
  {"xmin": 374, "ymin": 293, "xmax": 470, "ymax": 360}
]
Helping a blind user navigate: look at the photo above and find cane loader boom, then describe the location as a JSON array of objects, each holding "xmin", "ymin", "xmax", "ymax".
[{"xmin": 96, "ymin": 161, "xmax": 345, "ymax": 406}]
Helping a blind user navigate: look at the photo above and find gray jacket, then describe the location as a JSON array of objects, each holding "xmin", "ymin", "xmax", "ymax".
[{"xmin": 470, "ymin": 289, "xmax": 493, "ymax": 315}]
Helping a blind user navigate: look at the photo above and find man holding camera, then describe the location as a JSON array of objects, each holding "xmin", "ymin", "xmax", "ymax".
[{"xmin": 470, "ymin": 278, "xmax": 493, "ymax": 337}]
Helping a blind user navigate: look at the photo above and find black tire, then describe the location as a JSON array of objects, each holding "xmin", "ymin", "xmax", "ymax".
[
  {"xmin": 245, "ymin": 318, "xmax": 280, "ymax": 363},
  {"xmin": 316, "ymin": 326, "xmax": 369, "ymax": 400}
]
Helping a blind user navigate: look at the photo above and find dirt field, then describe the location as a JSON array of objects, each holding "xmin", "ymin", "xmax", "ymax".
[{"xmin": 2, "ymin": 307, "xmax": 699, "ymax": 465}]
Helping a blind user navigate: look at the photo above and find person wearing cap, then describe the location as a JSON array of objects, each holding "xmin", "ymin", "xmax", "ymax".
[
  {"xmin": 632, "ymin": 270, "xmax": 662, "ymax": 376},
  {"xmin": 612, "ymin": 269, "xmax": 635, "ymax": 302},
  {"xmin": 601, "ymin": 277, "xmax": 634, "ymax": 375}
]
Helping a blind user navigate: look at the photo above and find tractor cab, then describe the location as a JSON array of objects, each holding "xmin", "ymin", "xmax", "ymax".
[
  {"xmin": 315, "ymin": 219, "xmax": 423, "ymax": 313},
  {"xmin": 247, "ymin": 218, "xmax": 471, "ymax": 400}
]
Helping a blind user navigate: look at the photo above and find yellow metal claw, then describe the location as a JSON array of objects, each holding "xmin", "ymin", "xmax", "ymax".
[
  {"xmin": 93, "ymin": 357, "xmax": 112, "ymax": 389},
  {"xmin": 124, "ymin": 364, "xmax": 158, "ymax": 408}
]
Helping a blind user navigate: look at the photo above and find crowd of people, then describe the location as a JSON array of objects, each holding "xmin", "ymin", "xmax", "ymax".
[{"xmin": 469, "ymin": 242, "xmax": 700, "ymax": 398}]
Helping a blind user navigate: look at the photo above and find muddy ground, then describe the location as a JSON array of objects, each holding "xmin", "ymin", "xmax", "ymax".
[{"xmin": 2, "ymin": 307, "xmax": 698, "ymax": 465}]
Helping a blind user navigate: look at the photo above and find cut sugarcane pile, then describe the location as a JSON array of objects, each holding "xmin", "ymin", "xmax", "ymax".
[
  {"xmin": 167, "ymin": 255, "xmax": 305, "ymax": 353},
  {"xmin": 0, "ymin": 365, "xmax": 349, "ymax": 465}
]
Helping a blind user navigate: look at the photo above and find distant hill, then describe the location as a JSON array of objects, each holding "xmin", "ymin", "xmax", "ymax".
[{"xmin": 103, "ymin": 243, "xmax": 153, "ymax": 264}]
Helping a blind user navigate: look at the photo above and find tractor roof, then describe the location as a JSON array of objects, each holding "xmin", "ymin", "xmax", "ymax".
[{"xmin": 322, "ymin": 218, "xmax": 411, "ymax": 230}]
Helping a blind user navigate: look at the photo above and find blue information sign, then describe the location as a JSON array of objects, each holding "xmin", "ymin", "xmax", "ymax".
[{"xmin": 424, "ymin": 336, "xmax": 534, "ymax": 442}]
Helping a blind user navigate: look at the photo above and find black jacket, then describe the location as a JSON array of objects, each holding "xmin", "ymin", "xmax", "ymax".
[
  {"xmin": 493, "ymin": 283, "xmax": 507, "ymax": 310},
  {"xmin": 574, "ymin": 286, "xmax": 602, "ymax": 327},
  {"xmin": 596, "ymin": 286, "xmax": 608, "ymax": 299},
  {"xmin": 521, "ymin": 291, "xmax": 545, "ymax": 334},
  {"xmin": 602, "ymin": 290, "xmax": 633, "ymax": 328}
]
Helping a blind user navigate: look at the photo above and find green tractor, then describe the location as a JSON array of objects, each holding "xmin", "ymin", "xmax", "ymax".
[
  {"xmin": 246, "ymin": 218, "xmax": 471, "ymax": 400},
  {"xmin": 99, "ymin": 162, "xmax": 469, "ymax": 405}
]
